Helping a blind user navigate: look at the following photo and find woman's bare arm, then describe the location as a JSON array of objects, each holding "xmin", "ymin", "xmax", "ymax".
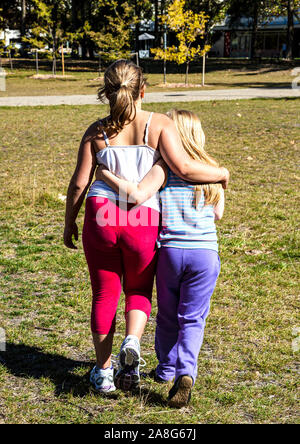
[
  {"xmin": 64, "ymin": 126, "xmax": 97, "ymax": 249},
  {"xmin": 96, "ymin": 158, "xmax": 167, "ymax": 206},
  {"xmin": 159, "ymin": 117, "xmax": 230, "ymax": 189},
  {"xmin": 214, "ymin": 189, "xmax": 225, "ymax": 221}
]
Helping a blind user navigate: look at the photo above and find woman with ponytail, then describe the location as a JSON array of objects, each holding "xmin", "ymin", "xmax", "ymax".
[{"xmin": 64, "ymin": 59, "xmax": 229, "ymax": 394}]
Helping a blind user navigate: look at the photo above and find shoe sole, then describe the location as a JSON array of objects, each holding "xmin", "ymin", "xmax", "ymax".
[
  {"xmin": 115, "ymin": 371, "xmax": 140, "ymax": 391},
  {"xmin": 168, "ymin": 376, "xmax": 193, "ymax": 408},
  {"xmin": 120, "ymin": 347, "xmax": 140, "ymax": 368},
  {"xmin": 115, "ymin": 347, "xmax": 140, "ymax": 391}
]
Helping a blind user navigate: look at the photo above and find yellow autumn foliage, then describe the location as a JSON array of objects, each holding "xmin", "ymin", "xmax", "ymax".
[{"xmin": 151, "ymin": 0, "xmax": 211, "ymax": 70}]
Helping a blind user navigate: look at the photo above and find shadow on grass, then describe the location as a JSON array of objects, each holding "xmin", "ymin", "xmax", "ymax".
[
  {"xmin": 251, "ymin": 96, "xmax": 300, "ymax": 101},
  {"xmin": 0, "ymin": 342, "xmax": 93, "ymax": 398},
  {"xmin": 232, "ymin": 67, "xmax": 292, "ymax": 76},
  {"xmin": 206, "ymin": 82, "xmax": 292, "ymax": 89},
  {"xmin": 87, "ymin": 80, "xmax": 293, "ymax": 90},
  {"xmin": 0, "ymin": 342, "xmax": 166, "ymax": 406}
]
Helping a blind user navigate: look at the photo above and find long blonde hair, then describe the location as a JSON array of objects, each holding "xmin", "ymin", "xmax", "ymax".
[
  {"xmin": 168, "ymin": 109, "xmax": 222, "ymax": 207},
  {"xmin": 98, "ymin": 59, "xmax": 145, "ymax": 134}
]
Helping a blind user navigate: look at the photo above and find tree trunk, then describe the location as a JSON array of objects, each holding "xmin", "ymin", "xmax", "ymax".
[
  {"xmin": 80, "ymin": 0, "xmax": 88, "ymax": 59},
  {"xmin": 135, "ymin": 24, "xmax": 140, "ymax": 53},
  {"xmin": 71, "ymin": 0, "xmax": 80, "ymax": 57},
  {"xmin": 160, "ymin": 0, "xmax": 166, "ymax": 47},
  {"xmin": 154, "ymin": 0, "xmax": 159, "ymax": 47},
  {"xmin": 52, "ymin": 32, "xmax": 57, "ymax": 75},
  {"xmin": 36, "ymin": 50, "xmax": 39, "ymax": 75},
  {"xmin": 87, "ymin": 0, "xmax": 94, "ymax": 59},
  {"xmin": 72, "ymin": 0, "xmax": 79, "ymax": 30},
  {"xmin": 21, "ymin": 0, "xmax": 27, "ymax": 37},
  {"xmin": 61, "ymin": 46, "xmax": 65, "ymax": 76},
  {"xmin": 81, "ymin": 41, "xmax": 88, "ymax": 60},
  {"xmin": 51, "ymin": 2, "xmax": 59, "ymax": 74},
  {"xmin": 52, "ymin": 51, "xmax": 57, "ymax": 76},
  {"xmin": 287, "ymin": 0, "xmax": 294, "ymax": 60},
  {"xmin": 9, "ymin": 50, "xmax": 13, "ymax": 70},
  {"xmin": 250, "ymin": 2, "xmax": 259, "ymax": 59},
  {"xmin": 135, "ymin": 1, "xmax": 140, "ymax": 53},
  {"xmin": 202, "ymin": 53, "xmax": 206, "ymax": 87},
  {"xmin": 185, "ymin": 62, "xmax": 190, "ymax": 86}
]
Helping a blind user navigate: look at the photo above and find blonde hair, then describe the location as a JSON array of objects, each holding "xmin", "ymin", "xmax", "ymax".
[
  {"xmin": 98, "ymin": 59, "xmax": 145, "ymax": 134},
  {"xmin": 168, "ymin": 109, "xmax": 222, "ymax": 207}
]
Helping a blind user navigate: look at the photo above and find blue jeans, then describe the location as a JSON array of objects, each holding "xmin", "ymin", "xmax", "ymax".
[{"xmin": 155, "ymin": 247, "xmax": 221, "ymax": 383}]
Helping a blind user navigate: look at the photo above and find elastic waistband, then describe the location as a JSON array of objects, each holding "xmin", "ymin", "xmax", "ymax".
[{"xmin": 87, "ymin": 181, "xmax": 161, "ymax": 214}]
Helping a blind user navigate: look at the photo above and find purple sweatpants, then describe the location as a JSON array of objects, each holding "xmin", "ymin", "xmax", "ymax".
[{"xmin": 155, "ymin": 247, "xmax": 221, "ymax": 383}]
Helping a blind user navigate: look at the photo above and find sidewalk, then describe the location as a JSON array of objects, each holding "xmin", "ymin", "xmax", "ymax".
[{"xmin": 0, "ymin": 87, "xmax": 299, "ymax": 107}]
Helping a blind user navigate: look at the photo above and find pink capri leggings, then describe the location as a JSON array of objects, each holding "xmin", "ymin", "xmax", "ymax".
[{"xmin": 82, "ymin": 197, "xmax": 160, "ymax": 335}]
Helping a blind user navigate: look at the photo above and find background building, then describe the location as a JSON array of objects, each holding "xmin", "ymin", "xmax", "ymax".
[{"xmin": 211, "ymin": 14, "xmax": 300, "ymax": 58}]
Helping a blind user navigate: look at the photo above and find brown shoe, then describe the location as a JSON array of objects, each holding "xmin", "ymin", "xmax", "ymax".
[{"xmin": 168, "ymin": 375, "xmax": 193, "ymax": 408}]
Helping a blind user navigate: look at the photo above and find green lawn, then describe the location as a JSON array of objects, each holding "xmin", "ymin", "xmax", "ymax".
[
  {"xmin": 0, "ymin": 63, "xmax": 297, "ymax": 97},
  {"xmin": 0, "ymin": 99, "xmax": 299, "ymax": 424}
]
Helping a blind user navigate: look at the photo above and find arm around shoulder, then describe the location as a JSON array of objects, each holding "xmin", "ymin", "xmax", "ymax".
[{"xmin": 158, "ymin": 117, "xmax": 230, "ymax": 189}]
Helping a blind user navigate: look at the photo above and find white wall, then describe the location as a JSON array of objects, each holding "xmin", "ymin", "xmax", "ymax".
[{"xmin": 0, "ymin": 29, "xmax": 21, "ymax": 46}]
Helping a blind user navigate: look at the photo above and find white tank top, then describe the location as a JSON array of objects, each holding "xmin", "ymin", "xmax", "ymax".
[{"xmin": 87, "ymin": 113, "xmax": 161, "ymax": 212}]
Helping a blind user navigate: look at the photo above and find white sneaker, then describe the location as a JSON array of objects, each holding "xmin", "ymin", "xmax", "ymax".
[
  {"xmin": 115, "ymin": 335, "xmax": 144, "ymax": 391},
  {"xmin": 90, "ymin": 366, "xmax": 116, "ymax": 393},
  {"xmin": 120, "ymin": 335, "xmax": 141, "ymax": 367}
]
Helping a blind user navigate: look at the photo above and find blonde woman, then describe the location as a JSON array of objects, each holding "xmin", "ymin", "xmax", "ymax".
[{"xmin": 64, "ymin": 59, "xmax": 229, "ymax": 394}]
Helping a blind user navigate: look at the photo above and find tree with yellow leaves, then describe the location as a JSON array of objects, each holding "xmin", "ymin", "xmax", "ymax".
[{"xmin": 151, "ymin": 0, "xmax": 210, "ymax": 85}]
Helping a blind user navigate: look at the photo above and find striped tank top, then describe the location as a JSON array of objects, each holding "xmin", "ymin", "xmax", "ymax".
[{"xmin": 157, "ymin": 169, "xmax": 218, "ymax": 251}]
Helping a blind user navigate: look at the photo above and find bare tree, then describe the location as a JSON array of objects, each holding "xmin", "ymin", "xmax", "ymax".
[{"xmin": 21, "ymin": 0, "xmax": 27, "ymax": 36}]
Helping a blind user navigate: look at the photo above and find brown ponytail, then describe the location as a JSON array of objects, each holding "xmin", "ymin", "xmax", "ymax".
[{"xmin": 98, "ymin": 59, "xmax": 145, "ymax": 134}]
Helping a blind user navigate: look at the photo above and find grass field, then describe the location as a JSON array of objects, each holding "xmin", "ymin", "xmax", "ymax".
[
  {"xmin": 0, "ymin": 98, "xmax": 299, "ymax": 424},
  {"xmin": 0, "ymin": 64, "xmax": 298, "ymax": 97}
]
